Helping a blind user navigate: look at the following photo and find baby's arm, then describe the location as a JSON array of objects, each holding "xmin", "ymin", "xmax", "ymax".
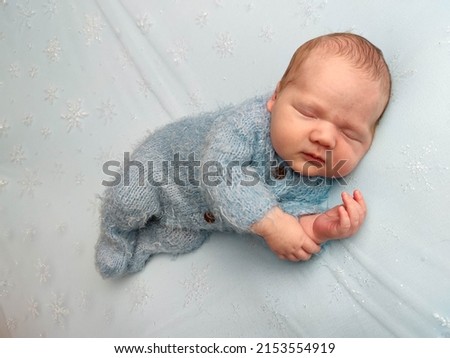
[
  {"xmin": 252, "ymin": 190, "xmax": 366, "ymax": 261},
  {"xmin": 299, "ymin": 190, "xmax": 367, "ymax": 245},
  {"xmin": 251, "ymin": 207, "xmax": 321, "ymax": 261}
]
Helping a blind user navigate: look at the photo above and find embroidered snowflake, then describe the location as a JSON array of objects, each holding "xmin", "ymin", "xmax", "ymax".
[
  {"xmin": 18, "ymin": 169, "xmax": 42, "ymax": 197},
  {"xmin": 56, "ymin": 222, "xmax": 68, "ymax": 235},
  {"xmin": 9, "ymin": 63, "xmax": 20, "ymax": 78},
  {"xmin": 10, "ymin": 145, "xmax": 26, "ymax": 165},
  {"xmin": 82, "ymin": 14, "xmax": 104, "ymax": 46},
  {"xmin": 43, "ymin": 0, "xmax": 58, "ymax": 18},
  {"xmin": 214, "ymin": 32, "xmax": 234, "ymax": 58},
  {"xmin": 28, "ymin": 297, "xmax": 40, "ymax": 319},
  {"xmin": 44, "ymin": 38, "xmax": 62, "ymax": 62},
  {"xmin": 0, "ymin": 118, "xmax": 10, "ymax": 138},
  {"xmin": 87, "ymin": 196, "xmax": 101, "ymax": 217},
  {"xmin": 48, "ymin": 292, "xmax": 69, "ymax": 327},
  {"xmin": 188, "ymin": 91, "xmax": 205, "ymax": 111},
  {"xmin": 181, "ymin": 264, "xmax": 210, "ymax": 308},
  {"xmin": 17, "ymin": 1, "xmax": 36, "ymax": 29},
  {"xmin": 259, "ymin": 25, "xmax": 275, "ymax": 42},
  {"xmin": 28, "ymin": 65, "xmax": 39, "ymax": 78},
  {"xmin": 104, "ymin": 308, "xmax": 114, "ymax": 324},
  {"xmin": 36, "ymin": 259, "xmax": 51, "ymax": 283},
  {"xmin": 6, "ymin": 318, "xmax": 16, "ymax": 333},
  {"xmin": 260, "ymin": 292, "xmax": 289, "ymax": 333},
  {"xmin": 0, "ymin": 178, "xmax": 8, "ymax": 192},
  {"xmin": 97, "ymin": 99, "xmax": 117, "ymax": 124},
  {"xmin": 195, "ymin": 12, "xmax": 209, "ymax": 27},
  {"xmin": 41, "ymin": 127, "xmax": 52, "ymax": 138},
  {"xmin": 168, "ymin": 40, "xmax": 189, "ymax": 64},
  {"xmin": 127, "ymin": 279, "xmax": 152, "ymax": 312},
  {"xmin": 78, "ymin": 290, "xmax": 90, "ymax": 312},
  {"xmin": 44, "ymin": 85, "xmax": 60, "ymax": 105},
  {"xmin": 296, "ymin": 0, "xmax": 327, "ymax": 27},
  {"xmin": 136, "ymin": 13, "xmax": 152, "ymax": 35},
  {"xmin": 434, "ymin": 313, "xmax": 450, "ymax": 328},
  {"xmin": 75, "ymin": 173, "xmax": 85, "ymax": 185},
  {"xmin": 389, "ymin": 52, "xmax": 416, "ymax": 82},
  {"xmin": 23, "ymin": 225, "xmax": 37, "ymax": 242},
  {"xmin": 118, "ymin": 48, "xmax": 132, "ymax": 69},
  {"xmin": 378, "ymin": 224, "xmax": 400, "ymax": 241},
  {"xmin": 61, "ymin": 99, "xmax": 88, "ymax": 132},
  {"xmin": 328, "ymin": 281, "xmax": 346, "ymax": 303},
  {"xmin": 0, "ymin": 275, "xmax": 14, "ymax": 298},
  {"xmin": 231, "ymin": 303, "xmax": 241, "ymax": 317},
  {"xmin": 22, "ymin": 114, "xmax": 33, "ymax": 126},
  {"xmin": 52, "ymin": 162, "xmax": 65, "ymax": 177},
  {"xmin": 137, "ymin": 79, "xmax": 151, "ymax": 98},
  {"xmin": 398, "ymin": 142, "xmax": 447, "ymax": 192}
]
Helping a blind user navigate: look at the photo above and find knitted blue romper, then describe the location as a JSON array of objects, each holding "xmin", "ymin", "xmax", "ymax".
[{"xmin": 95, "ymin": 95, "xmax": 333, "ymax": 278}]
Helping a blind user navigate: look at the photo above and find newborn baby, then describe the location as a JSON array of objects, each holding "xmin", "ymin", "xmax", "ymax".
[{"xmin": 96, "ymin": 32, "xmax": 391, "ymax": 279}]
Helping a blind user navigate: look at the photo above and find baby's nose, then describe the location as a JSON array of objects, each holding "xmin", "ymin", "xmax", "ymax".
[{"xmin": 309, "ymin": 124, "xmax": 337, "ymax": 149}]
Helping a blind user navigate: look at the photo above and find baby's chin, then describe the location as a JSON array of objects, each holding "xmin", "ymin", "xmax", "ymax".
[{"xmin": 291, "ymin": 162, "xmax": 349, "ymax": 179}]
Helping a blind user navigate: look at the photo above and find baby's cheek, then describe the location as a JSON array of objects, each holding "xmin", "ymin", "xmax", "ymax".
[{"xmin": 329, "ymin": 155, "xmax": 356, "ymax": 178}]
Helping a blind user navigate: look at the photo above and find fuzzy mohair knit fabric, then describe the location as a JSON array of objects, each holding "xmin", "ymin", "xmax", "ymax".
[{"xmin": 95, "ymin": 95, "xmax": 333, "ymax": 278}]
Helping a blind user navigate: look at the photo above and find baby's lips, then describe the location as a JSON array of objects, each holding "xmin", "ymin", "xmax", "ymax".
[{"xmin": 302, "ymin": 152, "xmax": 325, "ymax": 166}]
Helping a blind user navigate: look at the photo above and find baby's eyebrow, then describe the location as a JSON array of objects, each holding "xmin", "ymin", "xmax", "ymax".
[
  {"xmin": 296, "ymin": 98, "xmax": 324, "ymax": 116},
  {"xmin": 335, "ymin": 115, "xmax": 365, "ymax": 134}
]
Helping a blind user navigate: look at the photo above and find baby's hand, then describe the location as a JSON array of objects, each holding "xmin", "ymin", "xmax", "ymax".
[
  {"xmin": 251, "ymin": 207, "xmax": 321, "ymax": 261},
  {"xmin": 312, "ymin": 190, "xmax": 367, "ymax": 243}
]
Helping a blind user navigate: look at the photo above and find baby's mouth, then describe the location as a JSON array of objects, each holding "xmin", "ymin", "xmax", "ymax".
[{"xmin": 302, "ymin": 152, "xmax": 325, "ymax": 166}]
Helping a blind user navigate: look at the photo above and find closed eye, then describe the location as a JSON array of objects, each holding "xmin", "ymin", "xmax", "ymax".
[
  {"xmin": 296, "ymin": 107, "xmax": 317, "ymax": 119},
  {"xmin": 341, "ymin": 129, "xmax": 358, "ymax": 140}
]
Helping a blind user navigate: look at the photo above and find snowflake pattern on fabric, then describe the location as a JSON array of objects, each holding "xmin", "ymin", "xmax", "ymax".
[
  {"xmin": 82, "ymin": 14, "xmax": 104, "ymax": 46},
  {"xmin": 296, "ymin": 0, "xmax": 328, "ymax": 27},
  {"xmin": 48, "ymin": 293, "xmax": 69, "ymax": 327},
  {"xmin": 0, "ymin": 119, "xmax": 10, "ymax": 138},
  {"xmin": 126, "ymin": 279, "xmax": 153, "ymax": 312},
  {"xmin": 18, "ymin": 169, "xmax": 42, "ymax": 197},
  {"xmin": 0, "ymin": 0, "xmax": 449, "ymax": 339},
  {"xmin": 61, "ymin": 99, "xmax": 89, "ymax": 132},
  {"xmin": 43, "ymin": 38, "xmax": 62, "ymax": 62},
  {"xmin": 136, "ymin": 13, "xmax": 152, "ymax": 35},
  {"xmin": 398, "ymin": 142, "xmax": 448, "ymax": 192},
  {"xmin": 214, "ymin": 32, "xmax": 234, "ymax": 58},
  {"xmin": 181, "ymin": 264, "xmax": 210, "ymax": 308}
]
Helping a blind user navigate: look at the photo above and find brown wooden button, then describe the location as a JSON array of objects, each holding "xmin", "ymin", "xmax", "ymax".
[
  {"xmin": 272, "ymin": 166, "xmax": 286, "ymax": 180},
  {"xmin": 203, "ymin": 211, "xmax": 216, "ymax": 223}
]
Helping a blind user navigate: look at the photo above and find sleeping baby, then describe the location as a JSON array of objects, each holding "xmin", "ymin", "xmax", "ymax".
[{"xmin": 95, "ymin": 32, "xmax": 391, "ymax": 279}]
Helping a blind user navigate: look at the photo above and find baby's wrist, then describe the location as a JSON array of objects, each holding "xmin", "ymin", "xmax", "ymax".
[
  {"xmin": 299, "ymin": 213, "xmax": 323, "ymax": 244},
  {"xmin": 250, "ymin": 206, "xmax": 287, "ymax": 238}
]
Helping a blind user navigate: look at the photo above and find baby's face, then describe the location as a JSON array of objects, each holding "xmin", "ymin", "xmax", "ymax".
[{"xmin": 267, "ymin": 53, "xmax": 387, "ymax": 178}]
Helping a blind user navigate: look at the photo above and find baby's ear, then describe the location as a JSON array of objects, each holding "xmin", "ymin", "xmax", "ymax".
[{"xmin": 266, "ymin": 82, "xmax": 280, "ymax": 112}]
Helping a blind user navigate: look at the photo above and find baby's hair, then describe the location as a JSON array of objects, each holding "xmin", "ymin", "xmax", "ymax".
[{"xmin": 279, "ymin": 33, "xmax": 392, "ymax": 116}]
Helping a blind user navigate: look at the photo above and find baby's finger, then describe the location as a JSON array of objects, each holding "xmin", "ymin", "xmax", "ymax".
[
  {"xmin": 287, "ymin": 249, "xmax": 312, "ymax": 262},
  {"xmin": 342, "ymin": 192, "xmax": 361, "ymax": 227},
  {"xmin": 338, "ymin": 205, "xmax": 351, "ymax": 232},
  {"xmin": 353, "ymin": 190, "xmax": 367, "ymax": 218},
  {"xmin": 303, "ymin": 238, "xmax": 321, "ymax": 255}
]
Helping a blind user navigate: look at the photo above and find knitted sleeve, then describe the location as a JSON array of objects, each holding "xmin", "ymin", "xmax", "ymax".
[{"xmin": 200, "ymin": 106, "xmax": 278, "ymax": 233}]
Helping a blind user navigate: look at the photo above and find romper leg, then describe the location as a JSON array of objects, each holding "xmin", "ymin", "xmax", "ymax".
[
  {"xmin": 95, "ymin": 177, "xmax": 161, "ymax": 279},
  {"xmin": 127, "ymin": 223, "xmax": 209, "ymax": 274}
]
